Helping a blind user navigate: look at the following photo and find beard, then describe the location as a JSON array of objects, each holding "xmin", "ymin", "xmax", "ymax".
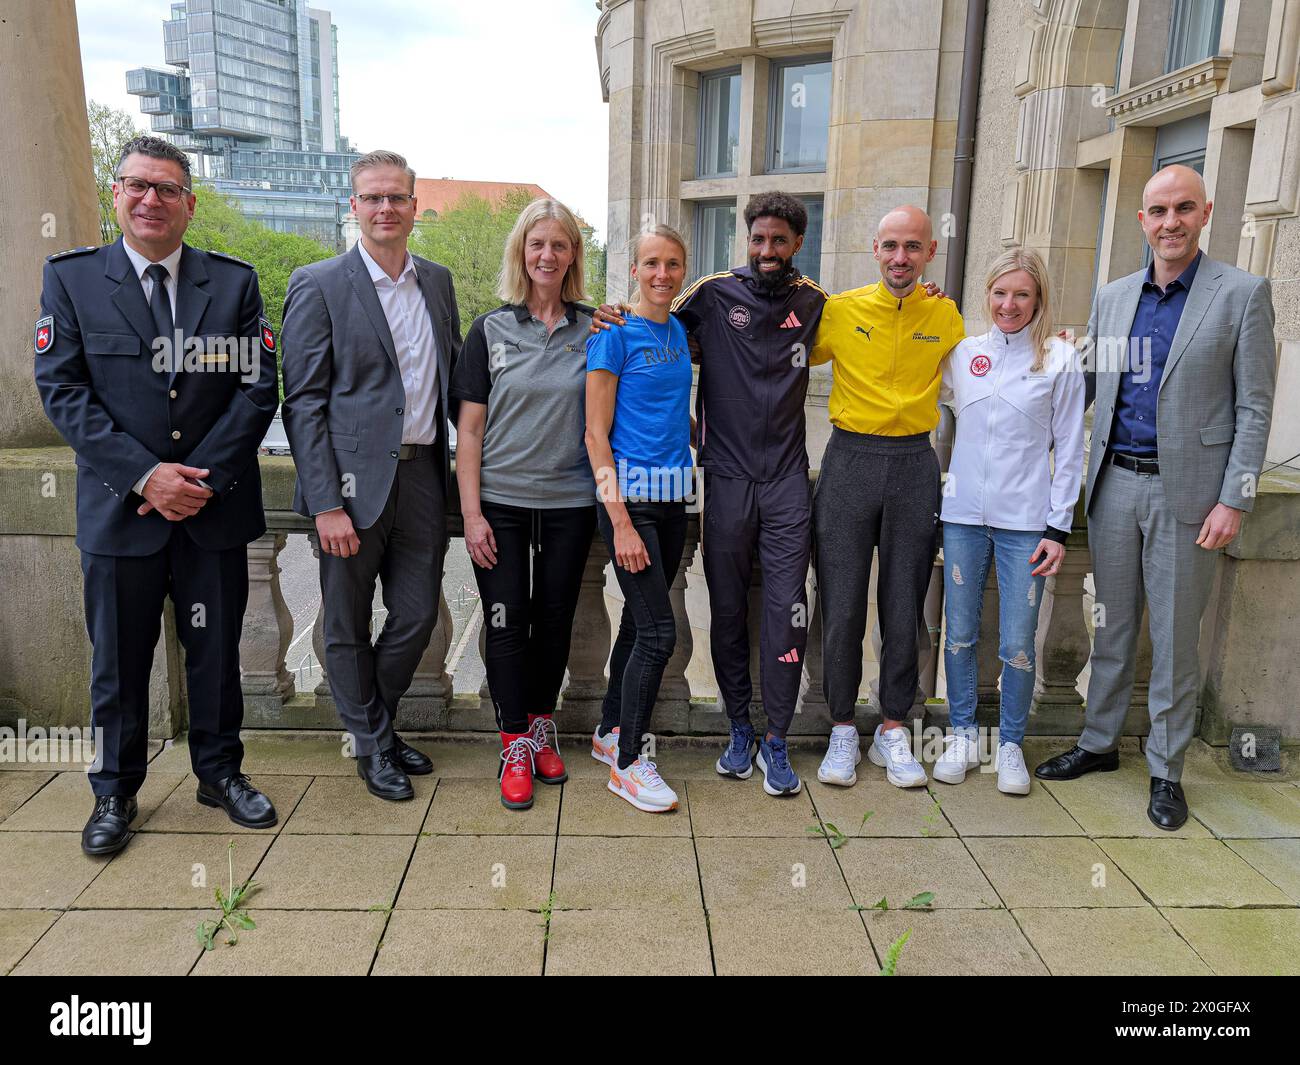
[{"xmin": 749, "ymin": 255, "xmax": 797, "ymax": 291}]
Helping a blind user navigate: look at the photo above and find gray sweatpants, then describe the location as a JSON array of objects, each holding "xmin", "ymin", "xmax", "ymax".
[{"xmin": 814, "ymin": 429, "xmax": 940, "ymax": 724}]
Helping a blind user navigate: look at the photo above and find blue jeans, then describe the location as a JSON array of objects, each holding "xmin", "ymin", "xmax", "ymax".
[{"xmin": 942, "ymin": 522, "xmax": 1046, "ymax": 746}]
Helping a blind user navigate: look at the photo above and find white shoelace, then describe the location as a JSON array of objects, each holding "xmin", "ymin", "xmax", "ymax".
[
  {"xmin": 828, "ymin": 730, "xmax": 857, "ymax": 768},
  {"xmin": 631, "ymin": 759, "xmax": 666, "ymax": 788},
  {"xmin": 880, "ymin": 728, "xmax": 918, "ymax": 765},
  {"xmin": 999, "ymin": 744, "xmax": 1025, "ymax": 772},
  {"xmin": 530, "ymin": 716, "xmax": 559, "ymax": 752},
  {"xmin": 502, "ymin": 736, "xmax": 537, "ymax": 769},
  {"xmin": 941, "ymin": 735, "xmax": 971, "ymax": 763}
]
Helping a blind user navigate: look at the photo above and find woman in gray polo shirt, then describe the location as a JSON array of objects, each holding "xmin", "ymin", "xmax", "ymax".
[{"xmin": 450, "ymin": 198, "xmax": 596, "ymax": 811}]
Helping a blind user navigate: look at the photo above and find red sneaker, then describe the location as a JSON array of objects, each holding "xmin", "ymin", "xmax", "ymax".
[
  {"xmin": 528, "ymin": 713, "xmax": 568, "ymax": 784},
  {"xmin": 499, "ymin": 732, "xmax": 535, "ymax": 810}
]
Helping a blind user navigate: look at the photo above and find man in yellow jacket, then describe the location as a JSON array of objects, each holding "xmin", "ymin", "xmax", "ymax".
[{"xmin": 810, "ymin": 205, "xmax": 965, "ymax": 789}]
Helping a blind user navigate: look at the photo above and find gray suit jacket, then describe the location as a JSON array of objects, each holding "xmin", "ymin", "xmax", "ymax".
[
  {"xmin": 281, "ymin": 244, "xmax": 461, "ymax": 530},
  {"xmin": 1084, "ymin": 254, "xmax": 1276, "ymax": 524}
]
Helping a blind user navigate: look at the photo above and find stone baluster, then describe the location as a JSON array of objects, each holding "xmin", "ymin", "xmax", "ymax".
[
  {"xmin": 306, "ymin": 531, "xmax": 335, "ymax": 714},
  {"xmin": 398, "ymin": 585, "xmax": 454, "ymax": 731},
  {"xmin": 240, "ymin": 531, "xmax": 294, "ymax": 721},
  {"xmin": 559, "ymin": 534, "xmax": 613, "ymax": 733},
  {"xmin": 1032, "ymin": 528, "xmax": 1091, "ymax": 731}
]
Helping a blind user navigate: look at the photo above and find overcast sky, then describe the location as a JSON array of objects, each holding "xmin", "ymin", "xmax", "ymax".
[{"xmin": 75, "ymin": 0, "xmax": 611, "ymax": 239}]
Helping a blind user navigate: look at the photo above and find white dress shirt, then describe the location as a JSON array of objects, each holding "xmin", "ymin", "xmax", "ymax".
[
  {"xmin": 940, "ymin": 326, "xmax": 1086, "ymax": 534},
  {"xmin": 123, "ymin": 241, "xmax": 184, "ymax": 497},
  {"xmin": 356, "ymin": 239, "xmax": 440, "ymax": 446}
]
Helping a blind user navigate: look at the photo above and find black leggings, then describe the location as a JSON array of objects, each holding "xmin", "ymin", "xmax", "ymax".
[
  {"xmin": 473, "ymin": 501, "xmax": 596, "ymax": 733},
  {"xmin": 597, "ymin": 501, "xmax": 688, "ymax": 769}
]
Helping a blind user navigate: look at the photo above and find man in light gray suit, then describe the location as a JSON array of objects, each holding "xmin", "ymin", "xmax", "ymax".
[
  {"xmin": 1036, "ymin": 165, "xmax": 1276, "ymax": 829},
  {"xmin": 281, "ymin": 150, "xmax": 461, "ymax": 801}
]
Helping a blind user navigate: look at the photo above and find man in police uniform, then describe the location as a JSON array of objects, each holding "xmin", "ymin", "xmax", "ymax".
[{"xmin": 35, "ymin": 135, "xmax": 280, "ymax": 856}]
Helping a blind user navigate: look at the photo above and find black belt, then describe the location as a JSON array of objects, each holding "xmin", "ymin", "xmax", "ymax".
[
  {"xmin": 1110, "ymin": 451, "xmax": 1159, "ymax": 474},
  {"xmin": 398, "ymin": 443, "xmax": 433, "ymax": 460}
]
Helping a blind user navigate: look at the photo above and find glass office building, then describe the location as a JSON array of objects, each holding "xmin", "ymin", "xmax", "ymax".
[{"xmin": 127, "ymin": 0, "xmax": 359, "ymax": 249}]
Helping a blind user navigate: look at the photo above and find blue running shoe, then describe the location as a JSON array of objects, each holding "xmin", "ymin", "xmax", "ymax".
[
  {"xmin": 755, "ymin": 735, "xmax": 802, "ymax": 796},
  {"xmin": 715, "ymin": 719, "xmax": 755, "ymax": 779}
]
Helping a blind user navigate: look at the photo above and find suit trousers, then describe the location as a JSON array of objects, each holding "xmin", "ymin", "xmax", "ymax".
[
  {"xmin": 1081, "ymin": 463, "xmax": 1219, "ymax": 780},
  {"xmin": 319, "ymin": 455, "xmax": 446, "ymax": 756},
  {"xmin": 81, "ymin": 525, "xmax": 249, "ymax": 796}
]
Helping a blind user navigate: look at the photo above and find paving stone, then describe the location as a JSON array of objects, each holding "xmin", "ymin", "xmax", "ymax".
[
  {"xmin": 1162, "ymin": 908, "xmax": 1300, "ymax": 975},
  {"xmin": 0, "ymin": 910, "xmax": 58, "ymax": 974},
  {"xmin": 686, "ymin": 777, "xmax": 819, "ymax": 837},
  {"xmin": 76, "ymin": 832, "xmax": 272, "ymax": 909},
  {"xmin": 1186, "ymin": 779, "xmax": 1300, "ymax": 838},
  {"xmin": 139, "ymin": 774, "xmax": 310, "ymax": 834},
  {"xmin": 250, "ymin": 833, "xmax": 414, "ymax": 910},
  {"xmin": 191, "ymin": 910, "xmax": 387, "ymax": 975},
  {"xmin": 930, "ymin": 767, "xmax": 1083, "ymax": 836},
  {"xmin": 1224, "ymin": 838, "xmax": 1300, "ymax": 904},
  {"xmin": 373, "ymin": 909, "xmax": 545, "ymax": 975},
  {"xmin": 863, "ymin": 909, "xmax": 1048, "ymax": 975},
  {"xmin": 396, "ymin": 834, "xmax": 555, "ymax": 909},
  {"xmin": 544, "ymin": 907, "xmax": 711, "ymax": 975},
  {"xmin": 835, "ymin": 837, "xmax": 1001, "ymax": 909},
  {"xmin": 0, "ymin": 771, "xmax": 183, "ymax": 833},
  {"xmin": 965, "ymin": 837, "xmax": 1145, "ymax": 908},
  {"xmin": 1013, "ymin": 907, "xmax": 1211, "ymax": 975},
  {"xmin": 710, "ymin": 906, "xmax": 874, "ymax": 976},
  {"xmin": 0, "ymin": 772, "xmax": 54, "ymax": 823},
  {"xmin": 281, "ymin": 775, "xmax": 431, "ymax": 835},
  {"xmin": 0, "ymin": 832, "xmax": 107, "ymax": 908},
  {"xmin": 558, "ymin": 778, "xmax": 691, "ymax": 836},
  {"xmin": 420, "ymin": 777, "xmax": 558, "ymax": 836},
  {"xmin": 0, "ymin": 738, "xmax": 162, "ymax": 774},
  {"xmin": 411, "ymin": 739, "xmax": 505, "ymax": 778},
  {"xmin": 1039, "ymin": 760, "xmax": 1212, "ymax": 838},
  {"xmin": 150, "ymin": 731, "xmax": 353, "ymax": 776},
  {"xmin": 806, "ymin": 778, "xmax": 953, "ymax": 837},
  {"xmin": 12, "ymin": 909, "xmax": 209, "ymax": 976},
  {"xmin": 1098, "ymin": 838, "xmax": 1292, "ymax": 907},
  {"xmin": 552, "ymin": 836, "xmax": 701, "ymax": 910},
  {"xmin": 695, "ymin": 836, "xmax": 853, "ymax": 909}
]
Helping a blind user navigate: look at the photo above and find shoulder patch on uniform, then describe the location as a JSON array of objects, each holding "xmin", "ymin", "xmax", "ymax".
[
  {"xmin": 205, "ymin": 250, "xmax": 255, "ymax": 269},
  {"xmin": 34, "ymin": 315, "xmax": 54, "ymax": 355},
  {"xmin": 259, "ymin": 316, "xmax": 276, "ymax": 354},
  {"xmin": 45, "ymin": 246, "xmax": 98, "ymax": 263}
]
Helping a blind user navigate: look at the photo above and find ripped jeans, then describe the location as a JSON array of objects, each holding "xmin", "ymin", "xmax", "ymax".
[{"xmin": 941, "ymin": 522, "xmax": 1047, "ymax": 746}]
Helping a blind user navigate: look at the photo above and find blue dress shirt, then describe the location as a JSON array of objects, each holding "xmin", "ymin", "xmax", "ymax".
[{"xmin": 1111, "ymin": 250, "xmax": 1202, "ymax": 457}]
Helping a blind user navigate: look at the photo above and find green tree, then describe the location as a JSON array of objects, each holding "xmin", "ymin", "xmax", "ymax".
[
  {"xmin": 87, "ymin": 100, "xmax": 144, "ymax": 244},
  {"xmin": 408, "ymin": 187, "xmax": 535, "ymax": 335},
  {"xmin": 184, "ymin": 185, "xmax": 333, "ymax": 333},
  {"xmin": 584, "ymin": 230, "xmax": 607, "ymax": 308}
]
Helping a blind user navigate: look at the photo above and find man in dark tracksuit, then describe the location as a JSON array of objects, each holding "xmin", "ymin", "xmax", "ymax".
[{"xmin": 671, "ymin": 193, "xmax": 826, "ymax": 796}]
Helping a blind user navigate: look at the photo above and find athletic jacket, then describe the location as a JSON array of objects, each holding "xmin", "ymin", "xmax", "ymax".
[{"xmin": 672, "ymin": 266, "xmax": 827, "ymax": 482}]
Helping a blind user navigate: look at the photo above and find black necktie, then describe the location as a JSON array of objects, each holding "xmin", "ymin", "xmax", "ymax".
[{"xmin": 146, "ymin": 263, "xmax": 176, "ymax": 380}]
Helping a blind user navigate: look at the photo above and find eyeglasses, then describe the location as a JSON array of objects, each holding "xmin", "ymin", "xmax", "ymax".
[
  {"xmin": 355, "ymin": 193, "xmax": 415, "ymax": 207},
  {"xmin": 117, "ymin": 176, "xmax": 191, "ymax": 204}
]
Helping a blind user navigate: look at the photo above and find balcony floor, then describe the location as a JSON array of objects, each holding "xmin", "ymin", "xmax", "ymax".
[{"xmin": 2, "ymin": 732, "xmax": 1298, "ymax": 975}]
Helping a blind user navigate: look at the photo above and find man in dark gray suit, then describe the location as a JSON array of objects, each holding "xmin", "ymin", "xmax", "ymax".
[
  {"xmin": 281, "ymin": 150, "xmax": 461, "ymax": 801},
  {"xmin": 1036, "ymin": 165, "xmax": 1277, "ymax": 829}
]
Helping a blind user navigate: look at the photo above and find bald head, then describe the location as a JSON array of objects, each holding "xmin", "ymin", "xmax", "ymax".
[
  {"xmin": 1139, "ymin": 164, "xmax": 1212, "ymax": 278},
  {"xmin": 874, "ymin": 205, "xmax": 937, "ymax": 296}
]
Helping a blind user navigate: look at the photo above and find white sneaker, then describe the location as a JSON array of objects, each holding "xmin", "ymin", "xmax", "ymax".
[
  {"xmin": 868, "ymin": 724, "xmax": 928, "ymax": 788},
  {"xmin": 591, "ymin": 726, "xmax": 619, "ymax": 768},
  {"xmin": 817, "ymin": 724, "xmax": 862, "ymax": 787},
  {"xmin": 996, "ymin": 742, "xmax": 1031, "ymax": 795},
  {"xmin": 933, "ymin": 729, "xmax": 981, "ymax": 785},
  {"xmin": 608, "ymin": 758, "xmax": 679, "ymax": 813}
]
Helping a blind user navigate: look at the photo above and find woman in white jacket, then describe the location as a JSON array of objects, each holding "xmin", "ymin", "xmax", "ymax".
[{"xmin": 934, "ymin": 248, "xmax": 1085, "ymax": 794}]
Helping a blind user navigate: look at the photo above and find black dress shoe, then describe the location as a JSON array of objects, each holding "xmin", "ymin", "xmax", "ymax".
[
  {"xmin": 1034, "ymin": 744, "xmax": 1120, "ymax": 780},
  {"xmin": 393, "ymin": 733, "xmax": 433, "ymax": 776},
  {"xmin": 196, "ymin": 774, "xmax": 278, "ymax": 829},
  {"xmin": 82, "ymin": 795, "xmax": 138, "ymax": 857},
  {"xmin": 357, "ymin": 748, "xmax": 414, "ymax": 801},
  {"xmin": 1148, "ymin": 776, "xmax": 1188, "ymax": 830}
]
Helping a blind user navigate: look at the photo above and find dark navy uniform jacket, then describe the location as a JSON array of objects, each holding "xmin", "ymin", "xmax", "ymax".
[
  {"xmin": 34, "ymin": 237, "xmax": 278, "ymax": 556},
  {"xmin": 672, "ymin": 265, "xmax": 827, "ymax": 482}
]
